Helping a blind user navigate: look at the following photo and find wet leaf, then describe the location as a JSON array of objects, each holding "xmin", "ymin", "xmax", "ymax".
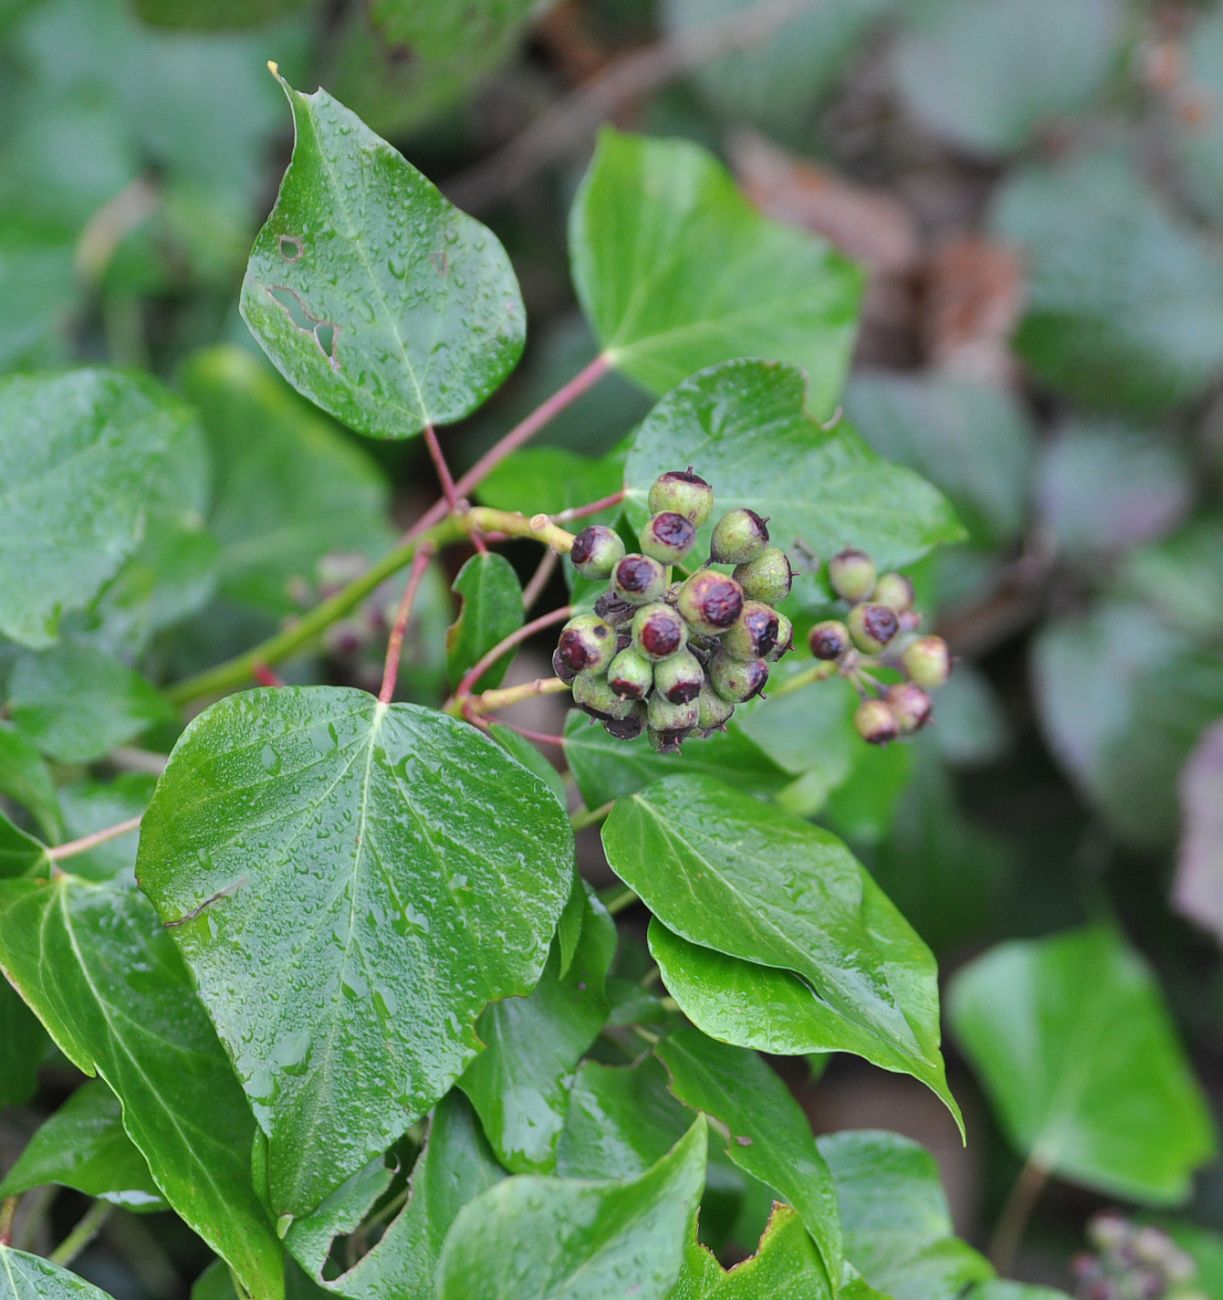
[
  {"xmin": 0, "ymin": 1246, "xmax": 115, "ymax": 1298},
  {"xmin": 0, "ymin": 724, "xmax": 62, "ymax": 842},
  {"xmin": 445, "ymin": 553, "xmax": 523, "ymax": 692}
]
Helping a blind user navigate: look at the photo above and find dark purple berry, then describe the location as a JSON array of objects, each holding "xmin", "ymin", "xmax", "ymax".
[
  {"xmin": 570, "ymin": 524, "xmax": 625, "ymax": 579},
  {"xmin": 886, "ymin": 682, "xmax": 932, "ymax": 733},
  {"xmin": 641, "ymin": 511, "xmax": 697, "ymax": 565},
  {"xmin": 648, "ymin": 469, "xmax": 714, "ymax": 525},
  {"xmin": 572, "ymin": 671, "xmax": 636, "ymax": 720},
  {"xmin": 710, "ymin": 508, "xmax": 770, "ymax": 564},
  {"xmin": 603, "ymin": 702, "xmax": 647, "ymax": 740},
  {"xmin": 847, "ymin": 602, "xmax": 899, "ymax": 655},
  {"xmin": 709, "ymin": 652, "xmax": 768, "ymax": 703},
  {"xmin": 722, "ymin": 601, "xmax": 780, "ymax": 662},
  {"xmin": 607, "ymin": 648, "xmax": 653, "ymax": 700},
  {"xmin": 654, "ymin": 649, "xmax": 704, "ymax": 704},
  {"xmin": 631, "ymin": 602, "xmax": 687, "ymax": 660},
  {"xmin": 556, "ymin": 614, "xmax": 616, "ymax": 674},
  {"xmin": 808, "ymin": 620, "xmax": 850, "ymax": 661},
  {"xmin": 767, "ymin": 612, "xmax": 794, "ymax": 662},
  {"xmin": 676, "ymin": 570, "xmax": 744, "ymax": 636},
  {"xmin": 613, "ymin": 553, "xmax": 667, "ymax": 606},
  {"xmin": 552, "ymin": 646, "xmax": 577, "ymax": 684},
  {"xmin": 594, "ymin": 590, "xmax": 634, "ymax": 625}
]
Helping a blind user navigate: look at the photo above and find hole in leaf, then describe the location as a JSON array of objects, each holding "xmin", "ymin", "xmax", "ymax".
[
  {"xmin": 267, "ymin": 285, "xmax": 342, "ymax": 373},
  {"xmin": 314, "ymin": 321, "xmax": 337, "ymax": 359},
  {"xmin": 278, "ymin": 234, "xmax": 304, "ymax": 262}
]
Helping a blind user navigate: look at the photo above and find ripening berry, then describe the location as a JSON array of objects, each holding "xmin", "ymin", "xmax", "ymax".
[
  {"xmin": 613, "ymin": 553, "xmax": 668, "ymax": 606},
  {"xmin": 556, "ymin": 614, "xmax": 616, "ymax": 674},
  {"xmin": 854, "ymin": 698, "xmax": 898, "ymax": 745},
  {"xmin": 676, "ymin": 569, "xmax": 744, "ymax": 635},
  {"xmin": 709, "ymin": 652, "xmax": 768, "ymax": 702},
  {"xmin": 847, "ymin": 602, "xmax": 900, "ymax": 655},
  {"xmin": 648, "ymin": 469, "xmax": 714, "ymax": 526},
  {"xmin": 828, "ymin": 548, "xmax": 876, "ymax": 603},
  {"xmin": 654, "ymin": 648, "xmax": 705, "ymax": 704},
  {"xmin": 640, "ymin": 511, "xmax": 697, "ymax": 565},
  {"xmin": 808, "ymin": 619, "xmax": 851, "ymax": 661},
  {"xmin": 886, "ymin": 682, "xmax": 932, "ymax": 734},
  {"xmin": 552, "ymin": 646, "xmax": 578, "ymax": 684},
  {"xmin": 722, "ymin": 601, "xmax": 780, "ymax": 662},
  {"xmin": 767, "ymin": 612, "xmax": 794, "ymax": 662},
  {"xmin": 697, "ymin": 684, "xmax": 735, "ymax": 732},
  {"xmin": 572, "ymin": 670, "xmax": 636, "ymax": 721},
  {"xmin": 901, "ymin": 635, "xmax": 951, "ymax": 688},
  {"xmin": 603, "ymin": 701, "xmax": 646, "ymax": 741},
  {"xmin": 733, "ymin": 546, "xmax": 793, "ymax": 605},
  {"xmin": 872, "ymin": 571, "xmax": 915, "ymax": 613},
  {"xmin": 606, "ymin": 647, "xmax": 654, "ymax": 700},
  {"xmin": 632, "ymin": 602, "xmax": 688, "ymax": 660},
  {"xmin": 570, "ymin": 524, "xmax": 626, "ymax": 579},
  {"xmin": 594, "ymin": 590, "xmax": 634, "ymax": 625},
  {"xmin": 647, "ymin": 692, "xmax": 700, "ymax": 737},
  {"xmin": 710, "ymin": 508, "xmax": 770, "ymax": 564}
]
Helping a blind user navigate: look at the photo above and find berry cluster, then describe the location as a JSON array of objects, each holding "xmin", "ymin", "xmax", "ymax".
[
  {"xmin": 807, "ymin": 548, "xmax": 951, "ymax": 745},
  {"xmin": 553, "ymin": 470, "xmax": 794, "ymax": 752},
  {"xmin": 1073, "ymin": 1213, "xmax": 1201, "ymax": 1300}
]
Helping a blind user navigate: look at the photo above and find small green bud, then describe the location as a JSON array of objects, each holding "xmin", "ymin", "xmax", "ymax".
[
  {"xmin": 696, "ymin": 683, "xmax": 735, "ymax": 732},
  {"xmin": 733, "ymin": 546, "xmax": 793, "ymax": 604},
  {"xmin": 676, "ymin": 570, "xmax": 744, "ymax": 635},
  {"xmin": 570, "ymin": 524, "xmax": 626, "ymax": 579},
  {"xmin": 631, "ymin": 601, "xmax": 688, "ymax": 660},
  {"xmin": 603, "ymin": 701, "xmax": 647, "ymax": 740},
  {"xmin": 647, "ymin": 692, "xmax": 700, "ymax": 739},
  {"xmin": 709, "ymin": 652, "xmax": 769, "ymax": 702},
  {"xmin": 722, "ymin": 600, "xmax": 781, "ymax": 661},
  {"xmin": 886, "ymin": 682, "xmax": 932, "ymax": 734},
  {"xmin": 872, "ymin": 571, "xmax": 915, "ymax": 612},
  {"xmin": 808, "ymin": 619, "xmax": 851, "ymax": 661},
  {"xmin": 613, "ymin": 553, "xmax": 668, "ymax": 605},
  {"xmin": 847, "ymin": 602, "xmax": 900, "ymax": 654},
  {"xmin": 828, "ymin": 548, "xmax": 876, "ymax": 603},
  {"xmin": 572, "ymin": 670, "xmax": 636, "ymax": 721},
  {"xmin": 901, "ymin": 635, "xmax": 951, "ymax": 688},
  {"xmin": 556, "ymin": 614, "xmax": 616, "ymax": 675},
  {"xmin": 854, "ymin": 698, "xmax": 898, "ymax": 745},
  {"xmin": 647, "ymin": 468, "xmax": 714, "ymax": 526},
  {"xmin": 710, "ymin": 507, "xmax": 770, "ymax": 564},
  {"xmin": 654, "ymin": 648, "xmax": 705, "ymax": 704},
  {"xmin": 606, "ymin": 647, "xmax": 654, "ymax": 700},
  {"xmin": 767, "ymin": 611, "xmax": 794, "ymax": 662},
  {"xmin": 640, "ymin": 511, "xmax": 697, "ymax": 565}
]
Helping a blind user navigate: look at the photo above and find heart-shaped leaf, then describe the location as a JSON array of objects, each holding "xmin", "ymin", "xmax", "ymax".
[
  {"xmin": 137, "ymin": 687, "xmax": 573, "ymax": 1217},
  {"xmin": 623, "ymin": 361, "xmax": 964, "ymax": 572},
  {"xmin": 241, "ymin": 73, "xmax": 525, "ymax": 440},
  {"xmin": 0, "ymin": 1245, "xmax": 115, "ymax": 1298}
]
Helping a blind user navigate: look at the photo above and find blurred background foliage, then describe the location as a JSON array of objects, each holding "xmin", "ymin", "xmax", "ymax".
[{"xmin": 4, "ymin": 0, "xmax": 1223, "ymax": 1294}]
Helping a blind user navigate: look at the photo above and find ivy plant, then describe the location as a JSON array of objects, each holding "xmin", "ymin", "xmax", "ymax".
[{"xmin": 0, "ymin": 71, "xmax": 1212, "ymax": 1300}]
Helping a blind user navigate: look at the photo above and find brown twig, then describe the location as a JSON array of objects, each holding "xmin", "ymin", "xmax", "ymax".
[
  {"xmin": 48, "ymin": 815, "xmax": 143, "ymax": 863},
  {"xmin": 522, "ymin": 548, "xmax": 560, "ymax": 610},
  {"xmin": 379, "ymin": 545, "xmax": 435, "ymax": 704}
]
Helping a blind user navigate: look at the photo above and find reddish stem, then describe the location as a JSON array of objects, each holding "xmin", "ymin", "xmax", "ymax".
[
  {"xmin": 553, "ymin": 490, "xmax": 627, "ymax": 523},
  {"xmin": 404, "ymin": 355, "xmax": 610, "ymax": 543},
  {"xmin": 423, "ymin": 423, "xmax": 485, "ymax": 553},
  {"xmin": 522, "ymin": 548, "xmax": 559, "ymax": 610},
  {"xmin": 252, "ymin": 663, "xmax": 284, "ymax": 688},
  {"xmin": 49, "ymin": 815, "xmax": 143, "ymax": 862},
  {"xmin": 493, "ymin": 719, "xmax": 568, "ymax": 748},
  {"xmin": 453, "ymin": 604, "xmax": 574, "ymax": 702},
  {"xmin": 379, "ymin": 545, "xmax": 435, "ymax": 704}
]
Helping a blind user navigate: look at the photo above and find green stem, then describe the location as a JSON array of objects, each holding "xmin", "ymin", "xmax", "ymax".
[
  {"xmin": 602, "ymin": 884, "xmax": 638, "ymax": 915},
  {"xmin": 48, "ymin": 1201, "xmax": 111, "ymax": 1268},
  {"xmin": 767, "ymin": 660, "xmax": 837, "ymax": 699},
  {"xmin": 0, "ymin": 1196, "xmax": 16, "ymax": 1246},
  {"xmin": 988, "ymin": 1156, "xmax": 1049, "ymax": 1274},
  {"xmin": 569, "ymin": 800, "xmax": 614, "ymax": 832}
]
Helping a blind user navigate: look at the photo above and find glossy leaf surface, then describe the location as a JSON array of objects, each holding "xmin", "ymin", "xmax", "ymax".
[
  {"xmin": 0, "ymin": 1247, "xmax": 115, "ymax": 1298},
  {"xmin": 445, "ymin": 553, "xmax": 523, "ymax": 692}
]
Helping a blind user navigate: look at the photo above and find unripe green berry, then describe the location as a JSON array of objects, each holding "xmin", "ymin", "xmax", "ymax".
[
  {"xmin": 647, "ymin": 692, "xmax": 700, "ymax": 736},
  {"xmin": 855, "ymin": 698, "xmax": 898, "ymax": 745},
  {"xmin": 709, "ymin": 652, "xmax": 769, "ymax": 702},
  {"xmin": 886, "ymin": 682, "xmax": 932, "ymax": 734},
  {"xmin": 631, "ymin": 602, "xmax": 687, "ymax": 660},
  {"xmin": 570, "ymin": 524, "xmax": 625, "ymax": 579},
  {"xmin": 647, "ymin": 469, "xmax": 714, "ymax": 526},
  {"xmin": 847, "ymin": 602, "xmax": 900, "ymax": 654},
  {"xmin": 901, "ymin": 635, "xmax": 951, "ymax": 688},
  {"xmin": 828, "ymin": 548, "xmax": 876, "ymax": 603},
  {"xmin": 710, "ymin": 508, "xmax": 770, "ymax": 564},
  {"xmin": 640, "ymin": 511, "xmax": 697, "ymax": 565},
  {"xmin": 767, "ymin": 612, "xmax": 793, "ymax": 662},
  {"xmin": 722, "ymin": 600, "xmax": 780, "ymax": 661},
  {"xmin": 808, "ymin": 620, "xmax": 851, "ymax": 661},
  {"xmin": 572, "ymin": 671, "xmax": 636, "ymax": 721},
  {"xmin": 733, "ymin": 546, "xmax": 793, "ymax": 604},
  {"xmin": 557, "ymin": 614, "xmax": 616, "ymax": 675},
  {"xmin": 697, "ymin": 684, "xmax": 735, "ymax": 732},
  {"xmin": 872, "ymin": 571, "xmax": 915, "ymax": 613},
  {"xmin": 676, "ymin": 570, "xmax": 744, "ymax": 636},
  {"xmin": 603, "ymin": 701, "xmax": 646, "ymax": 740},
  {"xmin": 654, "ymin": 648, "xmax": 705, "ymax": 704},
  {"xmin": 606, "ymin": 647, "xmax": 654, "ymax": 700},
  {"xmin": 613, "ymin": 553, "xmax": 667, "ymax": 606}
]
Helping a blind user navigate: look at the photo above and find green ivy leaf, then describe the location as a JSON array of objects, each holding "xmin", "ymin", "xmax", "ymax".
[
  {"xmin": 137, "ymin": 687, "xmax": 573, "ymax": 1218},
  {"xmin": 8, "ymin": 643, "xmax": 175, "ymax": 764},
  {"xmin": 0, "ymin": 878, "xmax": 283, "ymax": 1299},
  {"xmin": 460, "ymin": 886, "xmax": 615, "ymax": 1173},
  {"xmin": 0, "ymin": 1080, "xmax": 165, "ymax": 1212},
  {"xmin": 656, "ymin": 1028, "xmax": 842, "ymax": 1290},
  {"xmin": 570, "ymin": 130, "xmax": 863, "ymax": 411},
  {"xmin": 0, "ymin": 813, "xmax": 51, "ymax": 880},
  {"xmin": 478, "ymin": 447, "xmax": 625, "ymax": 521},
  {"xmin": 602, "ymin": 776, "xmax": 959, "ymax": 1126},
  {"xmin": 436, "ymin": 1117, "xmax": 707, "ymax": 1300},
  {"xmin": 241, "ymin": 74, "xmax": 525, "ymax": 440},
  {"xmin": 817, "ymin": 1130, "xmax": 992, "ymax": 1299},
  {"xmin": 0, "ymin": 369, "xmax": 203, "ymax": 648},
  {"xmin": 949, "ymin": 925, "xmax": 1216, "ymax": 1203},
  {"xmin": 0, "ymin": 724, "xmax": 62, "ymax": 842},
  {"xmin": 489, "ymin": 724, "xmax": 568, "ymax": 812},
  {"xmin": 623, "ymin": 361, "xmax": 964, "ymax": 572},
  {"xmin": 445, "ymin": 554, "xmax": 523, "ymax": 692},
  {"xmin": 181, "ymin": 346, "xmax": 393, "ymax": 615},
  {"xmin": 132, "ymin": 0, "xmax": 308, "ymax": 29},
  {"xmin": 0, "ymin": 216, "xmax": 78, "ymax": 374},
  {"xmin": 0, "ymin": 1245, "xmax": 115, "ymax": 1298},
  {"xmin": 0, "ymin": 978, "xmax": 47, "ymax": 1108}
]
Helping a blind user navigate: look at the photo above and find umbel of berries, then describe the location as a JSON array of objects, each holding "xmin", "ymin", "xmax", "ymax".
[
  {"xmin": 556, "ymin": 470, "xmax": 795, "ymax": 752},
  {"xmin": 806, "ymin": 545, "xmax": 953, "ymax": 747}
]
